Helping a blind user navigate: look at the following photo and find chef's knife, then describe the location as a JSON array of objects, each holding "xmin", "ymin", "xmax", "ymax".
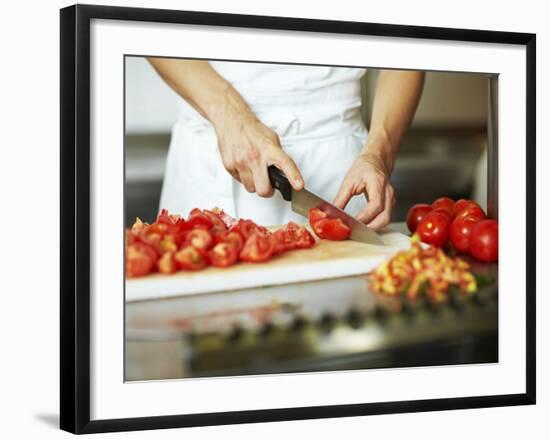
[{"xmin": 268, "ymin": 166, "xmax": 385, "ymax": 245}]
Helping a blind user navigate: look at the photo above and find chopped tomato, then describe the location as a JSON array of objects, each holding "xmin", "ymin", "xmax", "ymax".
[
  {"xmin": 157, "ymin": 208, "xmax": 181, "ymax": 225},
  {"xmin": 240, "ymin": 232, "xmax": 275, "ymax": 263},
  {"xmin": 214, "ymin": 230, "xmax": 245, "ymax": 253},
  {"xmin": 203, "ymin": 209, "xmax": 228, "ymax": 234},
  {"xmin": 126, "ymin": 243, "xmax": 157, "ymax": 278},
  {"xmin": 158, "ymin": 235, "xmax": 178, "ymax": 254},
  {"xmin": 281, "ymin": 221, "xmax": 316, "ymax": 249},
  {"xmin": 309, "ymin": 208, "xmax": 351, "ymax": 241},
  {"xmin": 185, "ymin": 228, "xmax": 214, "ymax": 250},
  {"xmin": 312, "ymin": 218, "xmax": 351, "ymax": 241},
  {"xmin": 186, "ymin": 213, "xmax": 213, "ymax": 230},
  {"xmin": 209, "ymin": 243, "xmax": 239, "ymax": 268},
  {"xmin": 308, "ymin": 208, "xmax": 327, "ymax": 226},
  {"xmin": 210, "ymin": 207, "xmax": 238, "ymax": 228},
  {"xmin": 230, "ymin": 219, "xmax": 268, "ymax": 239},
  {"xmin": 174, "ymin": 246, "xmax": 208, "ymax": 271},
  {"xmin": 157, "ymin": 252, "xmax": 177, "ymax": 274}
]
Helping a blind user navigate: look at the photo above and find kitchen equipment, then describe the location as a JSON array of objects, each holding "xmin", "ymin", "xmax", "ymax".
[
  {"xmin": 126, "ymin": 227, "xmax": 411, "ymax": 302},
  {"xmin": 126, "ymin": 264, "xmax": 498, "ymax": 380},
  {"xmin": 268, "ymin": 166, "xmax": 385, "ymax": 245}
]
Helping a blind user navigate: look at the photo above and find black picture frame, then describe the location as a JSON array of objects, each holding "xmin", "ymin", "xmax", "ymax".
[{"xmin": 60, "ymin": 4, "xmax": 536, "ymax": 434}]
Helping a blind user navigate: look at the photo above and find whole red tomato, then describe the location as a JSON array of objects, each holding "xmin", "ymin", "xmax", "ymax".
[
  {"xmin": 450, "ymin": 215, "xmax": 480, "ymax": 253},
  {"xmin": 431, "ymin": 197, "xmax": 455, "ymax": 216},
  {"xmin": 416, "ymin": 211, "xmax": 451, "ymax": 247},
  {"xmin": 406, "ymin": 204, "xmax": 432, "ymax": 233},
  {"xmin": 453, "ymin": 199, "xmax": 482, "ymax": 216},
  {"xmin": 456, "ymin": 205, "xmax": 486, "ymax": 222},
  {"xmin": 470, "ymin": 219, "xmax": 498, "ymax": 262}
]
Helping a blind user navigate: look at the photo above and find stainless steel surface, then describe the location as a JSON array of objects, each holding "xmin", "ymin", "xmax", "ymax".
[
  {"xmin": 125, "ymin": 245, "xmax": 498, "ymax": 381},
  {"xmin": 487, "ymin": 75, "xmax": 499, "ymax": 219},
  {"xmin": 291, "ymin": 188, "xmax": 385, "ymax": 245}
]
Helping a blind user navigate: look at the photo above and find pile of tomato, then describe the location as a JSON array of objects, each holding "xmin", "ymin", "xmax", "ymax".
[
  {"xmin": 407, "ymin": 197, "xmax": 498, "ymax": 262},
  {"xmin": 368, "ymin": 234, "xmax": 477, "ymax": 301},
  {"xmin": 125, "ymin": 208, "xmax": 316, "ymax": 278}
]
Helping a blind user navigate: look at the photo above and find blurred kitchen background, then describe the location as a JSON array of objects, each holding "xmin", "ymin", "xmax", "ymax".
[{"xmin": 125, "ymin": 57, "xmax": 488, "ymax": 226}]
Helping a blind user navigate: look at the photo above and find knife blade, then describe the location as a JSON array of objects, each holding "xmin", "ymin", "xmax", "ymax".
[{"xmin": 268, "ymin": 166, "xmax": 385, "ymax": 245}]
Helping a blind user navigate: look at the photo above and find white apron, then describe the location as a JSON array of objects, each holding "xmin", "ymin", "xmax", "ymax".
[{"xmin": 159, "ymin": 63, "xmax": 368, "ymax": 226}]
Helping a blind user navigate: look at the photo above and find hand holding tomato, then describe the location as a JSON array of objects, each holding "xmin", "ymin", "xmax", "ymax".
[{"xmin": 332, "ymin": 152, "xmax": 395, "ymax": 231}]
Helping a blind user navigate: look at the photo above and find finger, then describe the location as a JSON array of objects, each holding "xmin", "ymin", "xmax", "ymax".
[
  {"xmin": 270, "ymin": 151, "xmax": 304, "ymax": 191},
  {"xmin": 252, "ymin": 164, "xmax": 274, "ymax": 198},
  {"xmin": 365, "ymin": 185, "xmax": 394, "ymax": 231},
  {"xmin": 239, "ymin": 168, "xmax": 255, "ymax": 193},
  {"xmin": 356, "ymin": 179, "xmax": 386, "ymax": 224},
  {"xmin": 333, "ymin": 178, "xmax": 355, "ymax": 210}
]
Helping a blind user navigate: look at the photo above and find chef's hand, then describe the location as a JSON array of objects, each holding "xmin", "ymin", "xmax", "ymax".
[
  {"xmin": 213, "ymin": 108, "xmax": 304, "ymax": 197},
  {"xmin": 333, "ymin": 152, "xmax": 395, "ymax": 231}
]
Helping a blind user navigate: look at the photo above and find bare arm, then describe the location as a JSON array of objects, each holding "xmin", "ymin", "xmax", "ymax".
[
  {"xmin": 148, "ymin": 58, "xmax": 304, "ymax": 196},
  {"xmin": 334, "ymin": 70, "xmax": 425, "ymax": 229}
]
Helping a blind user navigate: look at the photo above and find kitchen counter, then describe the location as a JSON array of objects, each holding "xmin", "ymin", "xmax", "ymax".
[{"xmin": 125, "ymin": 224, "xmax": 498, "ymax": 381}]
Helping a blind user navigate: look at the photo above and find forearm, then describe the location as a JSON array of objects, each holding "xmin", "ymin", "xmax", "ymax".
[
  {"xmin": 147, "ymin": 58, "xmax": 252, "ymax": 128},
  {"xmin": 363, "ymin": 70, "xmax": 425, "ymax": 173}
]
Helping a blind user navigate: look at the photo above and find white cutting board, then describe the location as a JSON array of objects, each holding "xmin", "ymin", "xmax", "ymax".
[{"xmin": 126, "ymin": 227, "xmax": 411, "ymax": 302}]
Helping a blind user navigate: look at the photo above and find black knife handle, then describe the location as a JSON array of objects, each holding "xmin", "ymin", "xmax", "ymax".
[{"xmin": 268, "ymin": 165, "xmax": 292, "ymax": 201}]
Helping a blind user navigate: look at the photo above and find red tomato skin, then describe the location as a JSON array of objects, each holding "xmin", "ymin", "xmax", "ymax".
[
  {"xmin": 431, "ymin": 197, "xmax": 455, "ymax": 216},
  {"xmin": 406, "ymin": 204, "xmax": 432, "ymax": 233},
  {"xmin": 456, "ymin": 205, "xmax": 486, "ymax": 222},
  {"xmin": 126, "ymin": 243, "xmax": 157, "ymax": 278},
  {"xmin": 312, "ymin": 218, "xmax": 350, "ymax": 240},
  {"xmin": 453, "ymin": 199, "xmax": 482, "ymax": 216},
  {"xmin": 416, "ymin": 211, "xmax": 451, "ymax": 247},
  {"xmin": 431, "ymin": 207, "xmax": 453, "ymax": 223},
  {"xmin": 174, "ymin": 246, "xmax": 208, "ymax": 271},
  {"xmin": 208, "ymin": 243, "xmax": 239, "ymax": 268},
  {"xmin": 470, "ymin": 219, "xmax": 498, "ymax": 262},
  {"xmin": 185, "ymin": 228, "xmax": 214, "ymax": 250},
  {"xmin": 239, "ymin": 232, "xmax": 275, "ymax": 262},
  {"xmin": 450, "ymin": 216, "xmax": 480, "ymax": 253}
]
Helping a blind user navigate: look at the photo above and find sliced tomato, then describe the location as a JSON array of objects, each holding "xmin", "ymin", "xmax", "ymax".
[
  {"xmin": 210, "ymin": 207, "xmax": 238, "ymax": 228},
  {"xmin": 203, "ymin": 209, "xmax": 228, "ymax": 234},
  {"xmin": 185, "ymin": 228, "xmax": 214, "ymax": 250},
  {"xmin": 271, "ymin": 229, "xmax": 288, "ymax": 254},
  {"xmin": 239, "ymin": 232, "xmax": 275, "ymax": 263},
  {"xmin": 312, "ymin": 218, "xmax": 351, "ymax": 241},
  {"xmin": 126, "ymin": 242, "xmax": 157, "ymax": 278},
  {"xmin": 157, "ymin": 208, "xmax": 181, "ymax": 225},
  {"xmin": 158, "ymin": 235, "xmax": 178, "ymax": 254},
  {"xmin": 157, "ymin": 251, "xmax": 177, "ymax": 274},
  {"xmin": 214, "ymin": 230, "xmax": 245, "ymax": 253},
  {"xmin": 208, "ymin": 243, "xmax": 239, "ymax": 268},
  {"xmin": 174, "ymin": 246, "xmax": 208, "ymax": 271},
  {"xmin": 284, "ymin": 221, "xmax": 315, "ymax": 249},
  {"xmin": 230, "ymin": 219, "xmax": 268, "ymax": 239},
  {"xmin": 186, "ymin": 213, "xmax": 213, "ymax": 230},
  {"xmin": 309, "ymin": 208, "xmax": 327, "ymax": 226}
]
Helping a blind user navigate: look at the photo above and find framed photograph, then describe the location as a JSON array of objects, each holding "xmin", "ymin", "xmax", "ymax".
[{"xmin": 60, "ymin": 4, "xmax": 536, "ymax": 434}]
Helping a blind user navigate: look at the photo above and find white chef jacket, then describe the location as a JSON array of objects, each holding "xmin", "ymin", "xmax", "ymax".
[{"xmin": 159, "ymin": 62, "xmax": 368, "ymax": 226}]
